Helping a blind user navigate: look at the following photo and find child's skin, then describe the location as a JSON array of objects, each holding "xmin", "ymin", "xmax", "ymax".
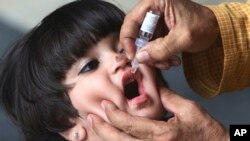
[{"xmin": 61, "ymin": 34, "xmax": 165, "ymax": 140}]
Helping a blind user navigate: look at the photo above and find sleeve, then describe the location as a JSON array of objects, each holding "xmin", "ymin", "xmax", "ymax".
[{"xmin": 182, "ymin": 2, "xmax": 250, "ymax": 98}]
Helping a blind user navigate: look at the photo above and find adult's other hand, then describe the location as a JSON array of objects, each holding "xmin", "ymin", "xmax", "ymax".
[{"xmin": 88, "ymin": 88, "xmax": 229, "ymax": 141}]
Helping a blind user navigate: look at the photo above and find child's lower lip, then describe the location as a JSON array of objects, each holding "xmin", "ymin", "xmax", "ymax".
[
  {"xmin": 127, "ymin": 73, "xmax": 148, "ymax": 107},
  {"xmin": 128, "ymin": 93, "xmax": 148, "ymax": 105}
]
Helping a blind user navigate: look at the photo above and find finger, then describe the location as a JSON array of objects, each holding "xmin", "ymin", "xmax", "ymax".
[
  {"xmin": 120, "ymin": 19, "xmax": 138, "ymax": 59},
  {"xmin": 102, "ymin": 100, "xmax": 167, "ymax": 139},
  {"xmin": 154, "ymin": 61, "xmax": 171, "ymax": 70},
  {"xmin": 120, "ymin": 2, "xmax": 150, "ymax": 59},
  {"xmin": 135, "ymin": 37, "xmax": 171, "ymax": 63},
  {"xmin": 164, "ymin": 0, "xmax": 176, "ymax": 29},
  {"xmin": 88, "ymin": 114, "xmax": 141, "ymax": 141},
  {"xmin": 159, "ymin": 88, "xmax": 190, "ymax": 115},
  {"xmin": 139, "ymin": 27, "xmax": 185, "ymax": 62},
  {"xmin": 155, "ymin": 55, "xmax": 181, "ymax": 69},
  {"xmin": 147, "ymin": 55, "xmax": 181, "ymax": 69},
  {"xmin": 120, "ymin": 0, "xmax": 162, "ymax": 59},
  {"xmin": 168, "ymin": 55, "xmax": 181, "ymax": 66}
]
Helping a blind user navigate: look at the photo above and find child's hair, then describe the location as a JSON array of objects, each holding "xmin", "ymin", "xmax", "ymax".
[
  {"xmin": 0, "ymin": 0, "xmax": 124, "ymax": 140},
  {"xmin": 0, "ymin": 0, "xmax": 167, "ymax": 140}
]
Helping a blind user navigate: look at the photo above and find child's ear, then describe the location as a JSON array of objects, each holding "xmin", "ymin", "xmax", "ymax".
[{"xmin": 59, "ymin": 118, "xmax": 87, "ymax": 141}]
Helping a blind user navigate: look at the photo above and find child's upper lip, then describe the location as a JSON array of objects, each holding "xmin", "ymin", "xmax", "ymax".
[
  {"xmin": 121, "ymin": 68, "xmax": 142, "ymax": 94},
  {"xmin": 122, "ymin": 68, "xmax": 137, "ymax": 89}
]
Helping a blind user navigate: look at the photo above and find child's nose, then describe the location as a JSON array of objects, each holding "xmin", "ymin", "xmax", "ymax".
[{"xmin": 111, "ymin": 54, "xmax": 129, "ymax": 74}]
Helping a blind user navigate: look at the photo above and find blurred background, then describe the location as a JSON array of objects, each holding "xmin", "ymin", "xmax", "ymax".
[{"xmin": 0, "ymin": 0, "xmax": 248, "ymax": 140}]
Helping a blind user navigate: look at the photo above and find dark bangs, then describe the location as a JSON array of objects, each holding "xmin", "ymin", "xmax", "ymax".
[
  {"xmin": 36, "ymin": 0, "xmax": 125, "ymax": 78},
  {"xmin": 0, "ymin": 0, "xmax": 125, "ymax": 140}
]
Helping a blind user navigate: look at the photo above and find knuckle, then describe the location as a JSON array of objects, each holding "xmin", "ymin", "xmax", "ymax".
[
  {"xmin": 186, "ymin": 100, "xmax": 202, "ymax": 111},
  {"xmin": 123, "ymin": 120, "xmax": 135, "ymax": 134},
  {"xmin": 180, "ymin": 27, "xmax": 199, "ymax": 52},
  {"xmin": 182, "ymin": 29, "xmax": 193, "ymax": 43},
  {"xmin": 178, "ymin": 29, "xmax": 194, "ymax": 51}
]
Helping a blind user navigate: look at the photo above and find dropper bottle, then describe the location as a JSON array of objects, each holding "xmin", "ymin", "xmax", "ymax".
[{"xmin": 131, "ymin": 10, "xmax": 160, "ymax": 73}]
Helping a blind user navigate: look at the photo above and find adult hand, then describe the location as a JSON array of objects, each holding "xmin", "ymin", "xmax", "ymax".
[
  {"xmin": 120, "ymin": 0, "xmax": 221, "ymax": 69},
  {"xmin": 87, "ymin": 88, "xmax": 229, "ymax": 141}
]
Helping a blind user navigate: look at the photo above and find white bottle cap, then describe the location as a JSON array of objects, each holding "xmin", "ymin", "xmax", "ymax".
[{"xmin": 140, "ymin": 11, "xmax": 160, "ymax": 34}]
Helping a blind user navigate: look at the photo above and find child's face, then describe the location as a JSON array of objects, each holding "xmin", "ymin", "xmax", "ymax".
[{"xmin": 63, "ymin": 34, "xmax": 165, "ymax": 121}]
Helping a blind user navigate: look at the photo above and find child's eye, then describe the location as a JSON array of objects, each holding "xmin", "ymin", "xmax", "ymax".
[
  {"xmin": 118, "ymin": 48, "xmax": 126, "ymax": 55},
  {"xmin": 79, "ymin": 59, "xmax": 99, "ymax": 74}
]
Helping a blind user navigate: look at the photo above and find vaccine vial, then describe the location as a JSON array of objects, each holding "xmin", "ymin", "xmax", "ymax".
[{"xmin": 131, "ymin": 11, "xmax": 160, "ymax": 73}]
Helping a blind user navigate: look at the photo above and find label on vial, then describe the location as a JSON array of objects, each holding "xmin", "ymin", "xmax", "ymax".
[{"xmin": 140, "ymin": 12, "xmax": 160, "ymax": 34}]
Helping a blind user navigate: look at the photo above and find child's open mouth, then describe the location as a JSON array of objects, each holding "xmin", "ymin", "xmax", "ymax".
[
  {"xmin": 122, "ymin": 69, "xmax": 148, "ymax": 106},
  {"xmin": 124, "ymin": 78, "xmax": 139, "ymax": 100}
]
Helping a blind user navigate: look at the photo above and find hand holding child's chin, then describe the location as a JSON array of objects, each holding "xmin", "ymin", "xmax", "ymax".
[{"xmin": 87, "ymin": 88, "xmax": 229, "ymax": 141}]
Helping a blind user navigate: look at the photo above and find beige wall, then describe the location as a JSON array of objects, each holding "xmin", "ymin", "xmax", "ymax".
[{"xmin": 111, "ymin": 0, "xmax": 247, "ymax": 12}]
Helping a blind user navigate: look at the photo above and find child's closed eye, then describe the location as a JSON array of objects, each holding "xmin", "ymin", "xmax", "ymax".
[
  {"xmin": 118, "ymin": 48, "xmax": 126, "ymax": 55},
  {"xmin": 79, "ymin": 59, "xmax": 99, "ymax": 74}
]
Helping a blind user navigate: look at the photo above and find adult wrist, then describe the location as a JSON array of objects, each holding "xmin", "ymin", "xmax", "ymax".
[{"xmin": 203, "ymin": 5, "xmax": 222, "ymax": 49}]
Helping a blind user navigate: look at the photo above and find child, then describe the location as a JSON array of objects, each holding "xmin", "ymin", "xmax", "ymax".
[{"xmin": 0, "ymin": 0, "xmax": 167, "ymax": 140}]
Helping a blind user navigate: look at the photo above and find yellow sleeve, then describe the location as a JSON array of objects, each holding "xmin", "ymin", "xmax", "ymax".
[{"xmin": 182, "ymin": 2, "xmax": 250, "ymax": 98}]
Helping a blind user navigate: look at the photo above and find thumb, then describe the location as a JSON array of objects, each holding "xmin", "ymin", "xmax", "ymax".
[
  {"xmin": 159, "ymin": 88, "xmax": 189, "ymax": 115},
  {"xmin": 136, "ymin": 35, "xmax": 179, "ymax": 64}
]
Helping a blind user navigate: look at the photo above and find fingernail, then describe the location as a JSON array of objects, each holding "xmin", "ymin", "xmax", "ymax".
[
  {"xmin": 136, "ymin": 51, "xmax": 150, "ymax": 62},
  {"xmin": 87, "ymin": 115, "xmax": 93, "ymax": 128}
]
